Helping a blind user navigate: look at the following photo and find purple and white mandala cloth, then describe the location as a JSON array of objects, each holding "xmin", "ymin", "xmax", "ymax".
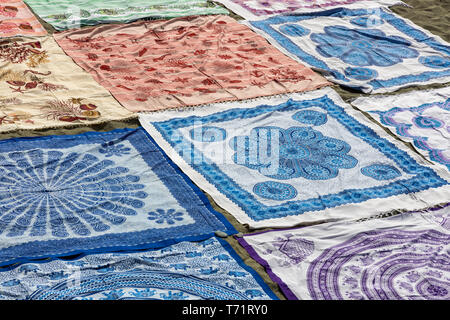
[{"xmin": 238, "ymin": 205, "xmax": 450, "ymax": 300}]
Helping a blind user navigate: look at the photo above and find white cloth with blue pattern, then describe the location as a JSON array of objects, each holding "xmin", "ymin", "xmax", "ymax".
[
  {"xmin": 139, "ymin": 88, "xmax": 450, "ymax": 228},
  {"xmin": 244, "ymin": 7, "xmax": 450, "ymax": 93}
]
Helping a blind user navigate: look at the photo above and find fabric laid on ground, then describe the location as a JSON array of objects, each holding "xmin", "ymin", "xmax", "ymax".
[
  {"xmin": 238, "ymin": 204, "xmax": 450, "ymax": 300},
  {"xmin": 0, "ymin": 0, "xmax": 46, "ymax": 37},
  {"xmin": 0, "ymin": 36, "xmax": 134, "ymax": 133},
  {"xmin": 214, "ymin": 0, "xmax": 406, "ymax": 20},
  {"xmin": 0, "ymin": 127, "xmax": 236, "ymax": 267},
  {"xmin": 0, "ymin": 237, "xmax": 277, "ymax": 300},
  {"xmin": 23, "ymin": 0, "xmax": 230, "ymax": 31},
  {"xmin": 245, "ymin": 7, "xmax": 450, "ymax": 94},
  {"xmin": 53, "ymin": 15, "xmax": 330, "ymax": 112},
  {"xmin": 351, "ymin": 87, "xmax": 450, "ymax": 171},
  {"xmin": 139, "ymin": 87, "xmax": 450, "ymax": 229}
]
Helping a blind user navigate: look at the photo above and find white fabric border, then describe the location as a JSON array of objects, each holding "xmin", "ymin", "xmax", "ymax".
[
  {"xmin": 241, "ymin": 8, "xmax": 450, "ymax": 94},
  {"xmin": 214, "ymin": 0, "xmax": 408, "ymax": 20},
  {"xmin": 139, "ymin": 87, "xmax": 450, "ymax": 229}
]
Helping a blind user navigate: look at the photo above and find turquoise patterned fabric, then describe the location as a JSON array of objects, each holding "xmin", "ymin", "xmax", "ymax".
[{"xmin": 24, "ymin": 0, "xmax": 229, "ymax": 30}]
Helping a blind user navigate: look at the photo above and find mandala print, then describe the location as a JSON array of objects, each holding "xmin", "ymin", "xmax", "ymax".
[
  {"xmin": 0, "ymin": 149, "xmax": 148, "ymax": 238},
  {"xmin": 307, "ymin": 229, "xmax": 450, "ymax": 300},
  {"xmin": 231, "ymin": 119, "xmax": 358, "ymax": 181},
  {"xmin": 311, "ymin": 26, "xmax": 419, "ymax": 68},
  {"xmin": 360, "ymin": 164, "xmax": 402, "ymax": 181},
  {"xmin": 419, "ymin": 56, "xmax": 450, "ymax": 69},
  {"xmin": 253, "ymin": 181, "xmax": 298, "ymax": 200},
  {"xmin": 99, "ymin": 142, "xmax": 132, "ymax": 157}
]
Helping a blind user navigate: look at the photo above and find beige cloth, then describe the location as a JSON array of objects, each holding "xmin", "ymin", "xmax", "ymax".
[{"xmin": 0, "ymin": 36, "xmax": 135, "ymax": 133}]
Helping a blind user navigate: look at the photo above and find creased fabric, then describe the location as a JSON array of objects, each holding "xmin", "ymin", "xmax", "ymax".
[
  {"xmin": 0, "ymin": 237, "xmax": 277, "ymax": 300},
  {"xmin": 351, "ymin": 87, "xmax": 450, "ymax": 171},
  {"xmin": 238, "ymin": 205, "xmax": 450, "ymax": 300},
  {"xmin": 23, "ymin": 0, "xmax": 230, "ymax": 31},
  {"xmin": 139, "ymin": 87, "xmax": 450, "ymax": 229},
  {"xmin": 54, "ymin": 15, "xmax": 330, "ymax": 112},
  {"xmin": 0, "ymin": 128, "xmax": 236, "ymax": 267},
  {"xmin": 245, "ymin": 7, "xmax": 450, "ymax": 93},
  {"xmin": 0, "ymin": 36, "xmax": 134, "ymax": 132},
  {"xmin": 215, "ymin": 0, "xmax": 406, "ymax": 20},
  {"xmin": 0, "ymin": 0, "xmax": 46, "ymax": 37}
]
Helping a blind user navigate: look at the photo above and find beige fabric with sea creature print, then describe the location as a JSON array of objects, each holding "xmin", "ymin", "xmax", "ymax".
[{"xmin": 0, "ymin": 36, "xmax": 135, "ymax": 132}]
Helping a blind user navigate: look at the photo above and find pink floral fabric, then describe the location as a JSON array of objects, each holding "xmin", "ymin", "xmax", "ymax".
[
  {"xmin": 54, "ymin": 15, "xmax": 329, "ymax": 112},
  {"xmin": 0, "ymin": 0, "xmax": 46, "ymax": 37}
]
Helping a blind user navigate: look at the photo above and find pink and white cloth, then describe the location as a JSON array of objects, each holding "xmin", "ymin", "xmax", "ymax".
[{"xmin": 0, "ymin": 0, "xmax": 46, "ymax": 37}]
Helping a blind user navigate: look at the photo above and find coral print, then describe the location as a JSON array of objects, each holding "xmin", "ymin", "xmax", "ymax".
[
  {"xmin": 0, "ymin": 1, "xmax": 46, "ymax": 37},
  {"xmin": 54, "ymin": 15, "xmax": 329, "ymax": 112}
]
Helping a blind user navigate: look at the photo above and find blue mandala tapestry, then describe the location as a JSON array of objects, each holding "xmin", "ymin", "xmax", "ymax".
[
  {"xmin": 0, "ymin": 128, "xmax": 236, "ymax": 267},
  {"xmin": 140, "ymin": 88, "xmax": 450, "ymax": 228},
  {"xmin": 352, "ymin": 87, "xmax": 450, "ymax": 171},
  {"xmin": 0, "ymin": 237, "xmax": 277, "ymax": 300},
  {"xmin": 246, "ymin": 7, "xmax": 450, "ymax": 93}
]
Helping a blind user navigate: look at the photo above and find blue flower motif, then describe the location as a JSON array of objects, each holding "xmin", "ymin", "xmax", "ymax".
[
  {"xmin": 311, "ymin": 26, "xmax": 419, "ymax": 67},
  {"xmin": 350, "ymin": 16, "xmax": 384, "ymax": 28},
  {"xmin": 279, "ymin": 24, "xmax": 310, "ymax": 37},
  {"xmin": 413, "ymin": 116, "xmax": 444, "ymax": 129},
  {"xmin": 147, "ymin": 209, "xmax": 184, "ymax": 225},
  {"xmin": 0, "ymin": 150, "xmax": 147, "ymax": 238},
  {"xmin": 292, "ymin": 110, "xmax": 327, "ymax": 126},
  {"xmin": 189, "ymin": 126, "xmax": 227, "ymax": 142},
  {"xmin": 253, "ymin": 181, "xmax": 298, "ymax": 200},
  {"xmin": 230, "ymin": 125, "xmax": 358, "ymax": 181},
  {"xmin": 419, "ymin": 56, "xmax": 450, "ymax": 69},
  {"xmin": 344, "ymin": 67, "xmax": 378, "ymax": 81},
  {"xmin": 99, "ymin": 141, "xmax": 132, "ymax": 157},
  {"xmin": 361, "ymin": 164, "xmax": 401, "ymax": 180}
]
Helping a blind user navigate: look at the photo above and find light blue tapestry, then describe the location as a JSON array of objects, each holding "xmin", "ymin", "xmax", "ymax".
[
  {"xmin": 0, "ymin": 237, "xmax": 277, "ymax": 300},
  {"xmin": 139, "ymin": 88, "xmax": 450, "ymax": 228},
  {"xmin": 247, "ymin": 8, "xmax": 450, "ymax": 93},
  {"xmin": 0, "ymin": 128, "xmax": 235, "ymax": 267}
]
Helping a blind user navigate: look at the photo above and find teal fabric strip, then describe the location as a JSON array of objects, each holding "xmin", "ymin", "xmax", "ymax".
[{"xmin": 24, "ymin": 0, "xmax": 229, "ymax": 30}]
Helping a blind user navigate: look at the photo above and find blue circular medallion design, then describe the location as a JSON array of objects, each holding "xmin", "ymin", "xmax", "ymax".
[
  {"xmin": 231, "ymin": 126, "xmax": 358, "ymax": 181},
  {"xmin": 350, "ymin": 16, "xmax": 384, "ymax": 27},
  {"xmin": 419, "ymin": 56, "xmax": 450, "ymax": 69},
  {"xmin": 413, "ymin": 116, "xmax": 444, "ymax": 129},
  {"xmin": 292, "ymin": 110, "xmax": 328, "ymax": 126},
  {"xmin": 147, "ymin": 209, "xmax": 184, "ymax": 225},
  {"xmin": 361, "ymin": 164, "xmax": 402, "ymax": 180},
  {"xmin": 0, "ymin": 150, "xmax": 148, "ymax": 238},
  {"xmin": 311, "ymin": 26, "xmax": 419, "ymax": 67},
  {"xmin": 344, "ymin": 67, "xmax": 378, "ymax": 80},
  {"xmin": 279, "ymin": 24, "xmax": 310, "ymax": 37},
  {"xmin": 190, "ymin": 126, "xmax": 226, "ymax": 142},
  {"xmin": 253, "ymin": 181, "xmax": 298, "ymax": 201}
]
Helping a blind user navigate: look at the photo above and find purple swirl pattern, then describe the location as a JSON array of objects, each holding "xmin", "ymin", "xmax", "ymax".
[{"xmin": 307, "ymin": 229, "xmax": 450, "ymax": 300}]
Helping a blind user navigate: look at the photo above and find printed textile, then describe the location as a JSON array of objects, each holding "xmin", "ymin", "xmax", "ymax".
[
  {"xmin": 0, "ymin": 36, "xmax": 134, "ymax": 132},
  {"xmin": 0, "ymin": 128, "xmax": 236, "ymax": 267},
  {"xmin": 214, "ymin": 0, "xmax": 405, "ymax": 20},
  {"xmin": 246, "ymin": 7, "xmax": 450, "ymax": 93},
  {"xmin": 0, "ymin": 237, "xmax": 277, "ymax": 300},
  {"xmin": 23, "ymin": 0, "xmax": 229, "ymax": 31},
  {"xmin": 139, "ymin": 87, "xmax": 450, "ymax": 229},
  {"xmin": 0, "ymin": 0, "xmax": 46, "ymax": 37},
  {"xmin": 351, "ymin": 87, "xmax": 450, "ymax": 170},
  {"xmin": 238, "ymin": 205, "xmax": 450, "ymax": 300},
  {"xmin": 53, "ymin": 15, "xmax": 330, "ymax": 112}
]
